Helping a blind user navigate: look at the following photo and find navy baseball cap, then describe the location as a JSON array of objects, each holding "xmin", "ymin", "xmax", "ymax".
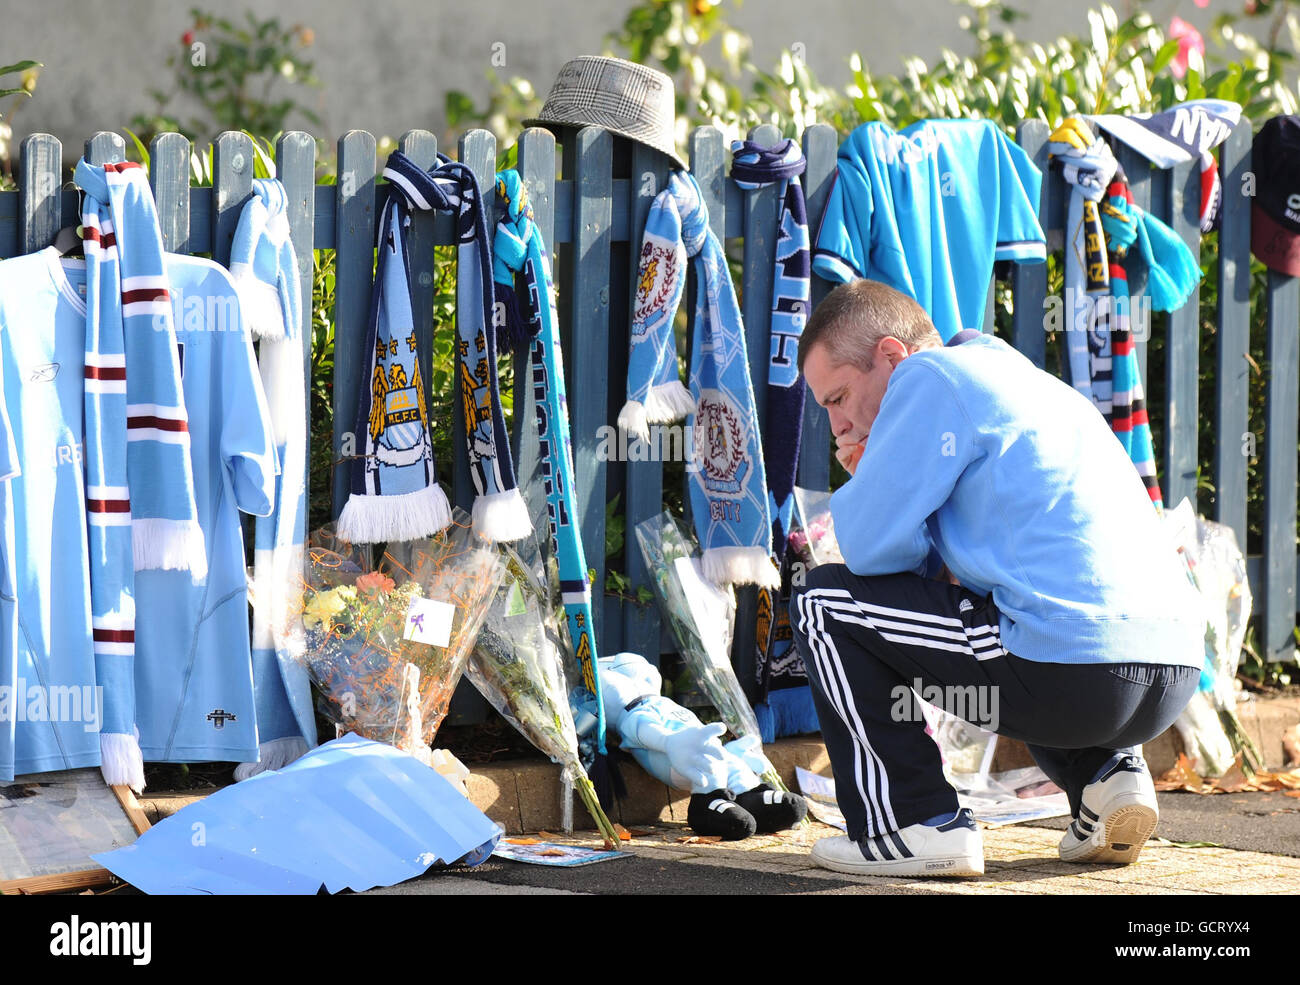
[{"xmin": 1251, "ymin": 115, "xmax": 1300, "ymax": 277}]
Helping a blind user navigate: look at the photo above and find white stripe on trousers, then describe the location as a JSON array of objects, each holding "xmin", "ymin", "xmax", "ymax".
[
  {"xmin": 815, "ymin": 595, "xmax": 1006, "ymax": 661},
  {"xmin": 796, "ymin": 586, "xmax": 1008, "ymax": 836},
  {"xmin": 796, "ymin": 587, "xmax": 898, "ymax": 837}
]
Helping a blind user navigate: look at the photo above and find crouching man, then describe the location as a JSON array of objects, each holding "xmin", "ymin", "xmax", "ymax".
[{"xmin": 790, "ymin": 279, "xmax": 1201, "ymax": 877}]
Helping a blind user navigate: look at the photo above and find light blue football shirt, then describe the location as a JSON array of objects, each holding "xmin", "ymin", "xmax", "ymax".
[
  {"xmin": 0, "ymin": 248, "xmax": 100, "ymax": 779},
  {"xmin": 813, "ymin": 119, "xmax": 1047, "ymax": 341}
]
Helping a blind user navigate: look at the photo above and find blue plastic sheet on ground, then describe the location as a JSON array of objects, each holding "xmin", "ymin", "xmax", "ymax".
[{"xmin": 94, "ymin": 734, "xmax": 503, "ymax": 894}]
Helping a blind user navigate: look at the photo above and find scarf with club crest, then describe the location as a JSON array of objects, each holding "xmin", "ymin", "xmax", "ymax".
[
  {"xmin": 339, "ymin": 151, "xmax": 530, "ymax": 545},
  {"xmin": 619, "ymin": 170, "xmax": 778, "ymax": 590}
]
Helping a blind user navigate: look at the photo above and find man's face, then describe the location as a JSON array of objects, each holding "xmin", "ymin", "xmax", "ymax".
[{"xmin": 802, "ymin": 339, "xmax": 900, "ymax": 444}]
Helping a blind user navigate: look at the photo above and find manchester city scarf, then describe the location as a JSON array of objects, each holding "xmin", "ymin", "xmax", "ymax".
[
  {"xmin": 229, "ymin": 179, "xmax": 317, "ymax": 777},
  {"xmin": 730, "ymin": 138, "xmax": 809, "ymax": 552},
  {"xmin": 491, "ymin": 170, "xmax": 608, "ymax": 759},
  {"xmin": 620, "ymin": 171, "xmax": 778, "ymax": 590},
  {"xmin": 730, "ymin": 140, "xmax": 815, "ymax": 730},
  {"xmin": 339, "ymin": 151, "xmax": 530, "ymax": 545},
  {"xmin": 76, "ymin": 158, "xmax": 207, "ymax": 791}
]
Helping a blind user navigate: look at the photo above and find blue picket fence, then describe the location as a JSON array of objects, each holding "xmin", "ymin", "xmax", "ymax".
[{"xmin": 0, "ymin": 120, "xmax": 1295, "ymax": 730}]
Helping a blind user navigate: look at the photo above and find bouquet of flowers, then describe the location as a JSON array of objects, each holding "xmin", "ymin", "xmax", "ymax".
[
  {"xmin": 1163, "ymin": 499, "xmax": 1262, "ymax": 776},
  {"xmin": 466, "ymin": 536, "xmax": 620, "ymax": 846},
  {"xmin": 297, "ymin": 510, "xmax": 505, "ymax": 760},
  {"xmin": 634, "ymin": 511, "xmax": 787, "ymax": 791}
]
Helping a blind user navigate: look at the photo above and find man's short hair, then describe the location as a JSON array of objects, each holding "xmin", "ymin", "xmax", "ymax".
[{"xmin": 798, "ymin": 279, "xmax": 942, "ymax": 373}]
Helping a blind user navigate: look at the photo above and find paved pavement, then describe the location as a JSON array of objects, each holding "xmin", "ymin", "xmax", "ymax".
[
  {"xmin": 367, "ymin": 795, "xmax": 1300, "ymax": 895},
  {"xmin": 132, "ymin": 695, "xmax": 1300, "ymax": 897}
]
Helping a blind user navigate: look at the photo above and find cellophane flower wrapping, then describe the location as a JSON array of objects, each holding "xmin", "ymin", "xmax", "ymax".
[
  {"xmin": 1163, "ymin": 499, "xmax": 1260, "ymax": 776},
  {"xmin": 635, "ymin": 511, "xmax": 789, "ymax": 789},
  {"xmin": 296, "ymin": 510, "xmax": 505, "ymax": 759},
  {"xmin": 465, "ymin": 533, "xmax": 620, "ymax": 845},
  {"xmin": 790, "ymin": 487, "xmax": 844, "ymax": 568}
]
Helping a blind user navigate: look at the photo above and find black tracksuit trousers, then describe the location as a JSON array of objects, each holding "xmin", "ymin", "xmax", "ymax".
[{"xmin": 789, "ymin": 563, "xmax": 1198, "ymax": 842}]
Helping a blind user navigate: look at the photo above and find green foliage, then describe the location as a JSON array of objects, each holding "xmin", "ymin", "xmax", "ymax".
[
  {"xmin": 0, "ymin": 60, "xmax": 41, "ymax": 192},
  {"xmin": 0, "ymin": 59, "xmax": 41, "ymax": 104},
  {"xmin": 308, "ymin": 247, "xmax": 338, "ymax": 533},
  {"xmin": 130, "ymin": 8, "xmax": 321, "ymax": 144}
]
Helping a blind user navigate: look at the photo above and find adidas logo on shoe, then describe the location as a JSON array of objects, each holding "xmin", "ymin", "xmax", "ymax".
[
  {"xmin": 809, "ymin": 808, "xmax": 984, "ymax": 878},
  {"xmin": 1059, "ymin": 753, "xmax": 1158, "ymax": 865}
]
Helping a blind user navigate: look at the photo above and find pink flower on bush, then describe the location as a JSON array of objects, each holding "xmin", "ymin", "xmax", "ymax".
[{"xmin": 1169, "ymin": 16, "xmax": 1205, "ymax": 79}]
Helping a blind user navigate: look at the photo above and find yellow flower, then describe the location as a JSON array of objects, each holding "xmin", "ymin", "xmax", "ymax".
[{"xmin": 304, "ymin": 589, "xmax": 348, "ymax": 630}]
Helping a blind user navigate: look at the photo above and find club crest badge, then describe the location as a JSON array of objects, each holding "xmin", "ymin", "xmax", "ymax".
[
  {"xmin": 694, "ymin": 390, "xmax": 750, "ymax": 496},
  {"xmin": 633, "ymin": 239, "xmax": 679, "ymax": 341}
]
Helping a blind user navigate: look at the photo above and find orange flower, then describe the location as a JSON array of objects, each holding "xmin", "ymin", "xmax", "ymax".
[{"xmin": 356, "ymin": 571, "xmax": 396, "ymax": 595}]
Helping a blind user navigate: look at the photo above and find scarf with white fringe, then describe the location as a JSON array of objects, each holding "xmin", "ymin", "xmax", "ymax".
[
  {"xmin": 620, "ymin": 171, "xmax": 778, "ymax": 590},
  {"xmin": 339, "ymin": 151, "xmax": 530, "ymax": 545},
  {"xmin": 228, "ymin": 179, "xmax": 317, "ymax": 778},
  {"xmin": 76, "ymin": 158, "xmax": 207, "ymax": 792}
]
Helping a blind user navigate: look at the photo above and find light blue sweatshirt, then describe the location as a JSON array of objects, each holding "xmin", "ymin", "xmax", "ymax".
[{"xmin": 829, "ymin": 333, "xmax": 1203, "ymax": 668}]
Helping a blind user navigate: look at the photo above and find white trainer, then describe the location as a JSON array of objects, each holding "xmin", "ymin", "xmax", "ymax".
[
  {"xmin": 1059, "ymin": 753, "xmax": 1159, "ymax": 865},
  {"xmin": 810, "ymin": 808, "xmax": 984, "ymax": 877}
]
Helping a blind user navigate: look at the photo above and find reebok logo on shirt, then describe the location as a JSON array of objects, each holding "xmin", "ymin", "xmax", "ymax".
[{"xmin": 29, "ymin": 362, "xmax": 59, "ymax": 383}]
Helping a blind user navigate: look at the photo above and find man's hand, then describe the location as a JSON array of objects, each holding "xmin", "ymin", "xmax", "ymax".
[{"xmin": 835, "ymin": 433, "xmax": 866, "ymax": 475}]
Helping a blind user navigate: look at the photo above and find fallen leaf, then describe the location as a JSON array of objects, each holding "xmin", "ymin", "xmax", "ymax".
[
  {"xmin": 1211, "ymin": 754, "xmax": 1249, "ymax": 793},
  {"xmin": 1155, "ymin": 752, "xmax": 1205, "ymax": 793},
  {"xmin": 1272, "ymin": 769, "xmax": 1300, "ymax": 790},
  {"xmin": 535, "ymin": 830, "xmax": 557, "ymax": 840},
  {"xmin": 613, "ymin": 823, "xmax": 632, "ymax": 842},
  {"xmin": 1284, "ymin": 790, "xmax": 1300, "ymax": 800},
  {"xmin": 505, "ymin": 838, "xmax": 542, "ymax": 845},
  {"xmin": 537, "ymin": 849, "xmax": 568, "ymax": 857},
  {"xmin": 1152, "ymin": 837, "xmax": 1223, "ymax": 848},
  {"xmin": 675, "ymin": 835, "xmax": 723, "ymax": 844}
]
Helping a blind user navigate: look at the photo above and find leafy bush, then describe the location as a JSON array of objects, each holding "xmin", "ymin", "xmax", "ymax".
[
  {"xmin": 130, "ymin": 8, "xmax": 320, "ymax": 144},
  {"xmin": 0, "ymin": 60, "xmax": 41, "ymax": 192}
]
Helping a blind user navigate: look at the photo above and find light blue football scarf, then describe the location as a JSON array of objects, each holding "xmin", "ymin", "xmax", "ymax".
[
  {"xmin": 76, "ymin": 159, "xmax": 207, "ymax": 791},
  {"xmin": 340, "ymin": 151, "xmax": 530, "ymax": 545},
  {"xmin": 491, "ymin": 170, "xmax": 607, "ymax": 761},
  {"xmin": 620, "ymin": 171, "xmax": 778, "ymax": 589},
  {"xmin": 228, "ymin": 179, "xmax": 317, "ymax": 778}
]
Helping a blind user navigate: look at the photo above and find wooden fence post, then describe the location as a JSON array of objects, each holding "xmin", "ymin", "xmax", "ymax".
[{"xmin": 330, "ymin": 131, "xmax": 377, "ymax": 519}]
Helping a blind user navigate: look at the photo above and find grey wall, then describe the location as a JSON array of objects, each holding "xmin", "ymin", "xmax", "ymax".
[{"xmin": 0, "ymin": 0, "xmax": 1238, "ymax": 156}]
